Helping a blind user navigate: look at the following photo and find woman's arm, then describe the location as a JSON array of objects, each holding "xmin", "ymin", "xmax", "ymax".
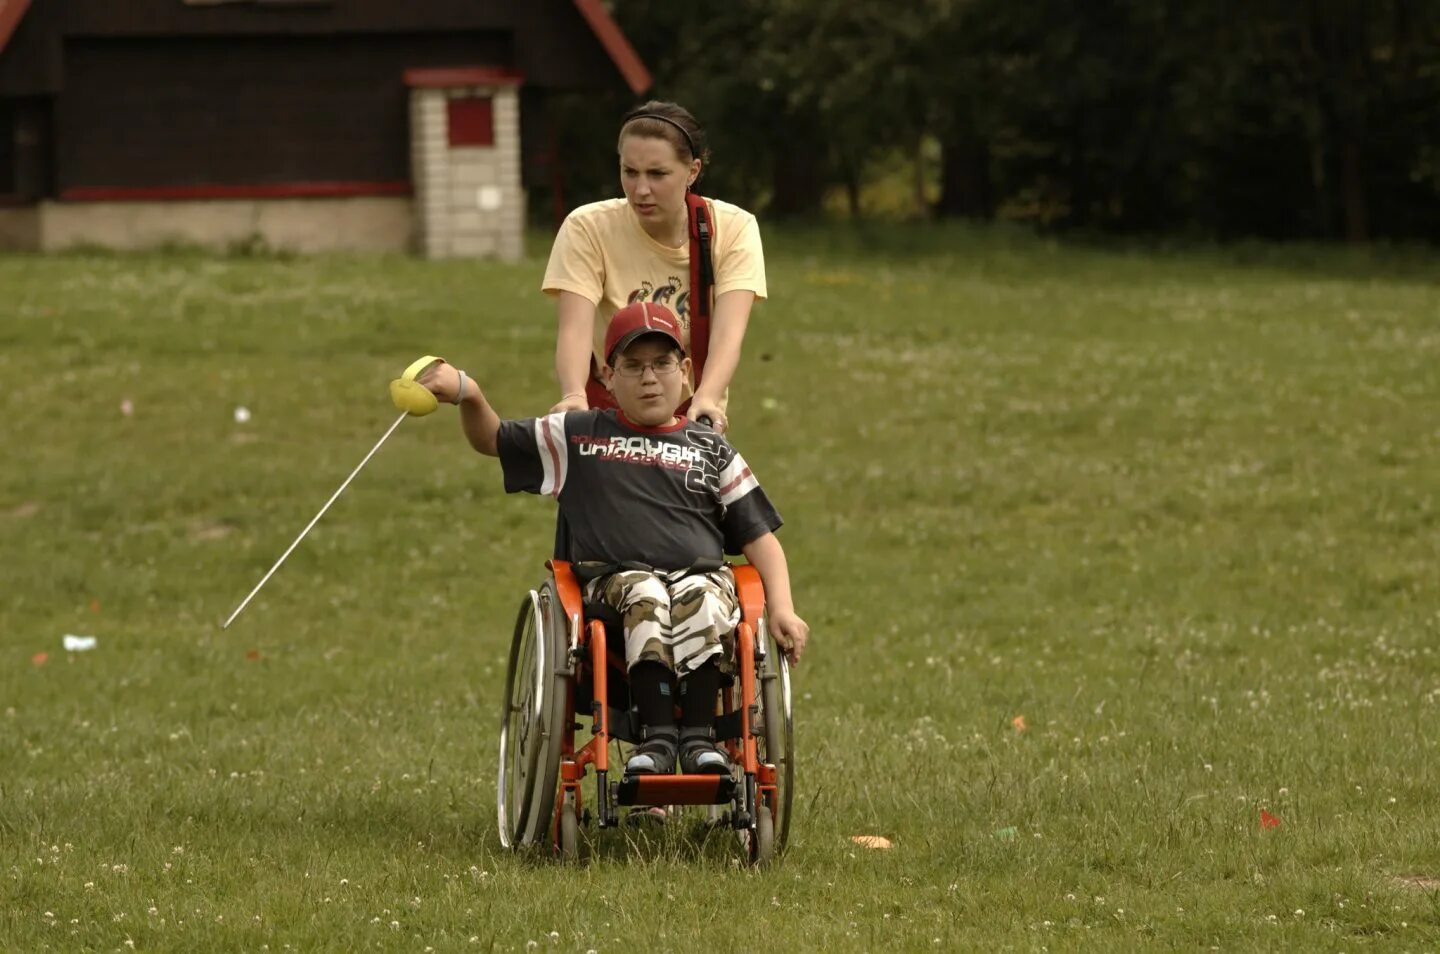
[
  {"xmin": 553, "ymin": 290, "xmax": 597, "ymax": 413},
  {"xmin": 687, "ymin": 289, "xmax": 755, "ymax": 430}
]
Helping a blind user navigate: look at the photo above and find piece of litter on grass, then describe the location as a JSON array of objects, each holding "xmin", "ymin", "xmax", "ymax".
[
  {"xmin": 994, "ymin": 827, "xmax": 1018, "ymax": 841},
  {"xmin": 246, "ymin": 649, "xmax": 261, "ymax": 662},
  {"xmin": 1011, "ymin": 714, "xmax": 1027, "ymax": 733},
  {"xmin": 89, "ymin": 599, "xmax": 101, "ymax": 614},
  {"xmin": 120, "ymin": 399, "xmax": 134, "ymax": 416},
  {"xmin": 62, "ymin": 634, "xmax": 97, "ymax": 652},
  {"xmin": 1259, "ymin": 809, "xmax": 1282, "ymax": 829},
  {"xmin": 31, "ymin": 652, "xmax": 48, "ymax": 666},
  {"xmin": 850, "ymin": 835, "xmax": 892, "ymax": 850},
  {"xmin": 234, "ymin": 406, "xmax": 251, "ymax": 424}
]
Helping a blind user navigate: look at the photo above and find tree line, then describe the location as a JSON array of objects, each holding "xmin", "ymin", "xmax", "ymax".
[{"xmin": 546, "ymin": 0, "xmax": 1440, "ymax": 242}]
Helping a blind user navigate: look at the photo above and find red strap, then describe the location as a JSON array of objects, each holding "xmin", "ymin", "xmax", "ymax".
[{"xmin": 686, "ymin": 192, "xmax": 712, "ymax": 390}]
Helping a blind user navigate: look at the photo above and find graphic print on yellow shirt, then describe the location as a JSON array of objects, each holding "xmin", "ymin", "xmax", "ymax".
[{"xmin": 542, "ymin": 197, "xmax": 766, "ymax": 409}]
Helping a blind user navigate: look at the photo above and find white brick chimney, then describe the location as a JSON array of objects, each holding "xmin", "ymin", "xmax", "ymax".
[{"xmin": 406, "ymin": 67, "xmax": 525, "ymax": 261}]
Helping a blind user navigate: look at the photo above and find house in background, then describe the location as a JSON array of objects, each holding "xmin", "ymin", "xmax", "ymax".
[{"xmin": 0, "ymin": 0, "xmax": 648, "ymax": 257}]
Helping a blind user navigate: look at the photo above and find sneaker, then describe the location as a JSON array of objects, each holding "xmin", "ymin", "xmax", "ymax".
[
  {"xmin": 624, "ymin": 726, "xmax": 678, "ymax": 775},
  {"xmin": 679, "ymin": 726, "xmax": 730, "ymax": 775}
]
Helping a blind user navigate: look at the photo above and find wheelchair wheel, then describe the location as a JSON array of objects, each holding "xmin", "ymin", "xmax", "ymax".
[
  {"xmin": 747, "ymin": 802, "xmax": 775, "ymax": 866},
  {"xmin": 756, "ymin": 616, "xmax": 796, "ymax": 852},
  {"xmin": 496, "ymin": 582, "xmax": 568, "ymax": 849},
  {"xmin": 557, "ymin": 797, "xmax": 581, "ymax": 863}
]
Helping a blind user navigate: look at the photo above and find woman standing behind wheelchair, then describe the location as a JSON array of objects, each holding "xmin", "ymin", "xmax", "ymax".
[{"xmin": 542, "ymin": 100, "xmax": 766, "ymax": 435}]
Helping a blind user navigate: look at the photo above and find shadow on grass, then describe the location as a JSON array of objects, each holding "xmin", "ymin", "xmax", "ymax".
[{"xmin": 501, "ymin": 809, "xmax": 764, "ymax": 871}]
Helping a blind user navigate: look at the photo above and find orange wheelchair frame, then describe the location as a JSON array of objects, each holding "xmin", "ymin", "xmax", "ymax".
[{"xmin": 497, "ymin": 560, "xmax": 794, "ymax": 865}]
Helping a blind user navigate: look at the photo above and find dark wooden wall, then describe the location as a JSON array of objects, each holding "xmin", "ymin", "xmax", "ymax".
[
  {"xmin": 0, "ymin": 0, "xmax": 634, "ymax": 198},
  {"xmin": 57, "ymin": 33, "xmax": 510, "ymax": 189},
  {"xmin": 1, "ymin": 0, "xmax": 618, "ymax": 96},
  {"xmin": 0, "ymin": 96, "xmax": 48, "ymax": 198},
  {"xmin": 60, "ymin": 0, "xmax": 518, "ymax": 36},
  {"xmin": 0, "ymin": 3, "xmax": 61, "ymax": 95},
  {"xmin": 0, "ymin": 99, "xmax": 13, "ymax": 193}
]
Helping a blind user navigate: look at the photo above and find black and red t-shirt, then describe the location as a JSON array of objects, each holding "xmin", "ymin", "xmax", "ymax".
[{"xmin": 496, "ymin": 409, "xmax": 782, "ymax": 569}]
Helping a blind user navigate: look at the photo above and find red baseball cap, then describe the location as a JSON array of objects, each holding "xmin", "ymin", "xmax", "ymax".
[{"xmin": 604, "ymin": 301, "xmax": 685, "ymax": 365}]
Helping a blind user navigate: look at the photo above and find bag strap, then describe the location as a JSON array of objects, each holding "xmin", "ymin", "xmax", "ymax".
[{"xmin": 686, "ymin": 192, "xmax": 715, "ymax": 390}]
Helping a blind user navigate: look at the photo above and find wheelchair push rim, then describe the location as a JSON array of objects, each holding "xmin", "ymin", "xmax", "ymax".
[
  {"xmin": 762, "ymin": 621, "xmax": 796, "ymax": 852},
  {"xmin": 737, "ymin": 614, "xmax": 795, "ymax": 862},
  {"xmin": 496, "ymin": 583, "xmax": 567, "ymax": 849}
]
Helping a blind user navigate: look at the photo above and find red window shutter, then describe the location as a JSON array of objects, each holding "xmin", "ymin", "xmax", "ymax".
[{"xmin": 447, "ymin": 96, "xmax": 494, "ymax": 147}]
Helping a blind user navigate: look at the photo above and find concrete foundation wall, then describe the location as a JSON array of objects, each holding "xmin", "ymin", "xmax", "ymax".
[
  {"xmin": 0, "ymin": 206, "xmax": 41, "ymax": 251},
  {"xmin": 15, "ymin": 197, "xmax": 415, "ymax": 253}
]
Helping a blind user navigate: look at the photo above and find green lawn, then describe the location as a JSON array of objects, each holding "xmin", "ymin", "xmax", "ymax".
[{"xmin": 2, "ymin": 226, "xmax": 1439, "ymax": 951}]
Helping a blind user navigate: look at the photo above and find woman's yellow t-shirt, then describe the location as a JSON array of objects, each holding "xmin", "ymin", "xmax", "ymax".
[{"xmin": 542, "ymin": 197, "xmax": 766, "ymax": 407}]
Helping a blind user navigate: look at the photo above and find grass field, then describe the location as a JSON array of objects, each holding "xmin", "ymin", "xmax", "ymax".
[{"xmin": 2, "ymin": 225, "xmax": 1439, "ymax": 951}]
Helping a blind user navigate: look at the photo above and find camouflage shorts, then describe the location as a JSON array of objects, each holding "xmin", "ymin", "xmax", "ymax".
[{"xmin": 582, "ymin": 566, "xmax": 740, "ymax": 676}]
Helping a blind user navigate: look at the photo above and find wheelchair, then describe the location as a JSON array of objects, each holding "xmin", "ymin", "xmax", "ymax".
[{"xmin": 496, "ymin": 559, "xmax": 794, "ymax": 865}]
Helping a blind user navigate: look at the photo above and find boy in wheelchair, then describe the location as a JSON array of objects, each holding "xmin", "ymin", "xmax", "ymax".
[{"xmin": 417, "ymin": 301, "xmax": 808, "ymax": 781}]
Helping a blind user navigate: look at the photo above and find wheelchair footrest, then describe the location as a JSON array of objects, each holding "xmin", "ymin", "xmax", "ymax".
[{"xmin": 617, "ymin": 773, "xmax": 739, "ymax": 806}]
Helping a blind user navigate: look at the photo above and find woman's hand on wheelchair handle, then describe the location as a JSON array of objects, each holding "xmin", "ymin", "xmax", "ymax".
[
  {"xmin": 549, "ymin": 391, "xmax": 590, "ymax": 415},
  {"xmin": 769, "ymin": 609, "xmax": 809, "ymax": 666},
  {"xmin": 686, "ymin": 395, "xmax": 726, "ymax": 433}
]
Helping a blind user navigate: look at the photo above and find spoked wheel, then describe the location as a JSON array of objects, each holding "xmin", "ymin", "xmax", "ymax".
[
  {"xmin": 754, "ymin": 615, "xmax": 795, "ymax": 853},
  {"xmin": 496, "ymin": 581, "xmax": 569, "ymax": 849},
  {"xmin": 733, "ymin": 614, "xmax": 794, "ymax": 866}
]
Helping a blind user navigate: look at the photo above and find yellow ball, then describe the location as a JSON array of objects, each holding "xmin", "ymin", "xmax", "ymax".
[{"xmin": 389, "ymin": 378, "xmax": 439, "ymax": 417}]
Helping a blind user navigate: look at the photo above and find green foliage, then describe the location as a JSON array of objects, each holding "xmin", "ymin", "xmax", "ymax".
[
  {"xmin": 4, "ymin": 236, "xmax": 1440, "ymax": 949},
  {"xmin": 586, "ymin": 0, "xmax": 1440, "ymax": 239}
]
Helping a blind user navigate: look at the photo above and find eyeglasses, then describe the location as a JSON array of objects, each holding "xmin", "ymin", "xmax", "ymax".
[{"xmin": 613, "ymin": 354, "xmax": 682, "ymax": 377}]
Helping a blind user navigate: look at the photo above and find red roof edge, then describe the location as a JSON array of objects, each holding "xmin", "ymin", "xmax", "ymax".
[
  {"xmin": 572, "ymin": 0, "xmax": 651, "ymax": 95},
  {"xmin": 0, "ymin": 0, "xmax": 33, "ymax": 58}
]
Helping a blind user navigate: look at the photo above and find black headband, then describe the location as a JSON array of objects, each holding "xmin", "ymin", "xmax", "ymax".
[{"xmin": 624, "ymin": 113, "xmax": 697, "ymax": 160}]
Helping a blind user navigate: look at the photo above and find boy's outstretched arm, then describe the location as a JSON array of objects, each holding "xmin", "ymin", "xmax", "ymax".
[
  {"xmin": 418, "ymin": 361, "xmax": 502, "ymax": 457},
  {"xmin": 740, "ymin": 531, "xmax": 810, "ymax": 666}
]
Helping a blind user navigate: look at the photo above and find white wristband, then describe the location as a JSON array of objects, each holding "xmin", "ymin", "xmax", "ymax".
[{"xmin": 453, "ymin": 370, "xmax": 467, "ymax": 405}]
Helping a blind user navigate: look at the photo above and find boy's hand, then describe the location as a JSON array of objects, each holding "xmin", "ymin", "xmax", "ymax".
[
  {"xmin": 768, "ymin": 609, "xmax": 809, "ymax": 667},
  {"xmin": 417, "ymin": 361, "xmax": 464, "ymax": 404}
]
